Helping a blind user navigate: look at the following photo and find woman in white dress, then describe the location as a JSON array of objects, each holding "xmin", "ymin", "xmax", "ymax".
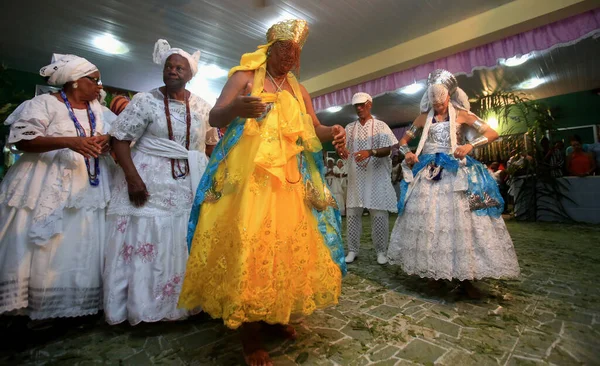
[
  {"xmin": 332, "ymin": 159, "xmax": 346, "ymax": 215},
  {"xmin": 387, "ymin": 69, "xmax": 520, "ymax": 297},
  {"xmin": 0, "ymin": 54, "xmax": 111, "ymax": 319},
  {"xmin": 103, "ymin": 40, "xmax": 212, "ymax": 325}
]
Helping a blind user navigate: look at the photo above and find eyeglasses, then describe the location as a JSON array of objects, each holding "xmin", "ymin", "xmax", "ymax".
[{"xmin": 83, "ymin": 76, "xmax": 103, "ymax": 86}]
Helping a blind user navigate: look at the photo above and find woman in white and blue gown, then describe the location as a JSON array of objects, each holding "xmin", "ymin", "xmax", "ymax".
[{"xmin": 387, "ymin": 69, "xmax": 520, "ymax": 297}]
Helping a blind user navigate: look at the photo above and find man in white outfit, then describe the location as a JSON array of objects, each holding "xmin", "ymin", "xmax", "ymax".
[{"xmin": 345, "ymin": 92, "xmax": 398, "ymax": 264}]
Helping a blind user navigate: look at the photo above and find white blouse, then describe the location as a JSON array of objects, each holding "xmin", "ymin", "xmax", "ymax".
[{"xmin": 0, "ymin": 94, "xmax": 111, "ymax": 242}]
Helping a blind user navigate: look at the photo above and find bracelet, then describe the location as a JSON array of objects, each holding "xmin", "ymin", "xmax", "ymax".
[
  {"xmin": 405, "ymin": 124, "xmax": 421, "ymax": 139},
  {"xmin": 399, "ymin": 144, "xmax": 411, "ymax": 156},
  {"xmin": 472, "ymin": 119, "xmax": 489, "ymax": 134},
  {"xmin": 469, "ymin": 136, "xmax": 489, "ymax": 148},
  {"xmin": 371, "ymin": 149, "xmax": 377, "ymax": 157}
]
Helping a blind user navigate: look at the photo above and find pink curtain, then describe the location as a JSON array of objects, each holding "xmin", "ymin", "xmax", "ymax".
[{"xmin": 312, "ymin": 9, "xmax": 600, "ymax": 112}]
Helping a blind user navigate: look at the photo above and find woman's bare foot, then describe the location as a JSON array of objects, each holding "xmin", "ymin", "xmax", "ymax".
[
  {"xmin": 263, "ymin": 323, "xmax": 297, "ymax": 340},
  {"xmin": 462, "ymin": 280, "xmax": 482, "ymax": 299},
  {"xmin": 241, "ymin": 323, "xmax": 272, "ymax": 366}
]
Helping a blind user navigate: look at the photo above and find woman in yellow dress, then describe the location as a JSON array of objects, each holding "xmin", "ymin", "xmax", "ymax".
[{"xmin": 178, "ymin": 19, "xmax": 348, "ymax": 365}]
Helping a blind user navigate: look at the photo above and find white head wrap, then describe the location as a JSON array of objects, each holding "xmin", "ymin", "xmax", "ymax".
[
  {"xmin": 153, "ymin": 39, "xmax": 201, "ymax": 77},
  {"xmin": 39, "ymin": 54, "xmax": 98, "ymax": 86}
]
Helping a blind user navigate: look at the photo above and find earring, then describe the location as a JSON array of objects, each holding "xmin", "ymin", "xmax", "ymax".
[{"xmin": 73, "ymin": 82, "xmax": 78, "ymax": 89}]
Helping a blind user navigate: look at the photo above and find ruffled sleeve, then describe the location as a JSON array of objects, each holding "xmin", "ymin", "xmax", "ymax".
[
  {"xmin": 109, "ymin": 92, "xmax": 152, "ymax": 141},
  {"xmin": 5, "ymin": 95, "xmax": 53, "ymax": 144}
]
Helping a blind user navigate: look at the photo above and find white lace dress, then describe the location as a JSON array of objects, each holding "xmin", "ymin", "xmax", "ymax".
[
  {"xmin": 331, "ymin": 166, "xmax": 346, "ymax": 215},
  {"xmin": 103, "ymin": 89, "xmax": 211, "ymax": 325},
  {"xmin": 345, "ymin": 119, "xmax": 398, "ymax": 212},
  {"xmin": 387, "ymin": 121, "xmax": 520, "ymax": 280},
  {"xmin": 0, "ymin": 94, "xmax": 111, "ymax": 319}
]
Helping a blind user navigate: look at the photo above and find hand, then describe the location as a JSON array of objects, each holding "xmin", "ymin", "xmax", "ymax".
[
  {"xmin": 126, "ymin": 175, "xmax": 150, "ymax": 207},
  {"xmin": 67, "ymin": 136, "xmax": 102, "ymax": 159},
  {"xmin": 331, "ymin": 125, "xmax": 348, "ymax": 158},
  {"xmin": 232, "ymin": 82, "xmax": 266, "ymax": 119},
  {"xmin": 91, "ymin": 134, "xmax": 111, "ymax": 154},
  {"xmin": 454, "ymin": 144, "xmax": 473, "ymax": 159},
  {"xmin": 404, "ymin": 151, "xmax": 419, "ymax": 167},
  {"xmin": 354, "ymin": 149, "xmax": 371, "ymax": 163}
]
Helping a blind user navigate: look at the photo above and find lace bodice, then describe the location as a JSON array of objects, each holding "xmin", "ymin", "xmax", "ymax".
[
  {"xmin": 422, "ymin": 121, "xmax": 466, "ymax": 155},
  {"xmin": 110, "ymin": 89, "xmax": 211, "ymax": 151},
  {"xmin": 107, "ymin": 89, "xmax": 212, "ymax": 217},
  {"xmin": 0, "ymin": 94, "xmax": 112, "ymax": 242}
]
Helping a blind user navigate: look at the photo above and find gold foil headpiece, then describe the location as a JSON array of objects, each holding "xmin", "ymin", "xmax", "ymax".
[
  {"xmin": 267, "ymin": 19, "xmax": 309, "ymax": 48},
  {"xmin": 427, "ymin": 69, "xmax": 458, "ymax": 95}
]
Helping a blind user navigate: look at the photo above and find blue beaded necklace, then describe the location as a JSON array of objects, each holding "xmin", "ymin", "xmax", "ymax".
[{"xmin": 59, "ymin": 90, "xmax": 100, "ymax": 186}]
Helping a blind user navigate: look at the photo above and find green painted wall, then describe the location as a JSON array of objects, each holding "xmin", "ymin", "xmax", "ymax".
[
  {"xmin": 494, "ymin": 89, "xmax": 599, "ymax": 143},
  {"xmin": 0, "ymin": 69, "xmax": 45, "ymax": 102}
]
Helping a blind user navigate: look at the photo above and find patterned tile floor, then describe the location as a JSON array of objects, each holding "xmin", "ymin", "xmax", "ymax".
[{"xmin": 1, "ymin": 217, "xmax": 599, "ymax": 365}]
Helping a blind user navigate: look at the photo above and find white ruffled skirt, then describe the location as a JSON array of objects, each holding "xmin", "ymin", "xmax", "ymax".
[
  {"xmin": 0, "ymin": 205, "xmax": 105, "ymax": 318},
  {"xmin": 387, "ymin": 169, "xmax": 520, "ymax": 281}
]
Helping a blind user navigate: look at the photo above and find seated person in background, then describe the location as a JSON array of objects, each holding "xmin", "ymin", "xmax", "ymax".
[{"xmin": 566, "ymin": 135, "xmax": 595, "ymax": 177}]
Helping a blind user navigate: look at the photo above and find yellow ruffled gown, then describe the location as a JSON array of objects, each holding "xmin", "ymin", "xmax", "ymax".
[{"xmin": 178, "ymin": 58, "xmax": 343, "ymax": 329}]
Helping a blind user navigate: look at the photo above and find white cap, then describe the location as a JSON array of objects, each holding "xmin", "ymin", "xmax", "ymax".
[{"xmin": 352, "ymin": 92, "xmax": 372, "ymax": 105}]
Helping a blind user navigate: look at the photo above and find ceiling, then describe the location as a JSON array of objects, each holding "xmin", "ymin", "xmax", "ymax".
[
  {"xmin": 316, "ymin": 33, "xmax": 600, "ymax": 127},
  {"xmin": 0, "ymin": 0, "xmax": 514, "ymax": 103},
  {"xmin": 1, "ymin": 0, "xmax": 596, "ymax": 126}
]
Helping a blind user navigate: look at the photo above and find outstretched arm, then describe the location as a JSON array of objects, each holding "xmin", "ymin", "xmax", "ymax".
[
  {"xmin": 208, "ymin": 71, "xmax": 266, "ymax": 128},
  {"xmin": 300, "ymin": 84, "xmax": 347, "ymax": 158}
]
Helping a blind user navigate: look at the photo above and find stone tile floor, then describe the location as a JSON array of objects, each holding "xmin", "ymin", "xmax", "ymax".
[{"xmin": 1, "ymin": 217, "xmax": 599, "ymax": 365}]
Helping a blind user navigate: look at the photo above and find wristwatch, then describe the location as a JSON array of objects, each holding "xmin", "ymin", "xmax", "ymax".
[{"xmin": 371, "ymin": 149, "xmax": 377, "ymax": 157}]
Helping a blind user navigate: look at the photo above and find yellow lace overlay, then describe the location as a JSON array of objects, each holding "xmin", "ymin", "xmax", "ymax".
[{"xmin": 178, "ymin": 66, "xmax": 342, "ymax": 329}]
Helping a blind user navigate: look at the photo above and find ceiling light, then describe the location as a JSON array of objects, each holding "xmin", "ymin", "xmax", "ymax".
[
  {"xmin": 326, "ymin": 106, "xmax": 342, "ymax": 113},
  {"xmin": 92, "ymin": 34, "xmax": 129, "ymax": 55},
  {"xmin": 198, "ymin": 64, "xmax": 228, "ymax": 79},
  {"xmin": 500, "ymin": 53, "xmax": 531, "ymax": 67},
  {"xmin": 518, "ymin": 77, "xmax": 545, "ymax": 90},
  {"xmin": 398, "ymin": 82, "xmax": 424, "ymax": 95}
]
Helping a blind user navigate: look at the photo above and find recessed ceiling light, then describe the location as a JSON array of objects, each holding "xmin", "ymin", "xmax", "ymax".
[
  {"xmin": 518, "ymin": 77, "xmax": 545, "ymax": 90},
  {"xmin": 500, "ymin": 53, "xmax": 531, "ymax": 67},
  {"xmin": 198, "ymin": 64, "xmax": 227, "ymax": 79},
  {"xmin": 93, "ymin": 34, "xmax": 129, "ymax": 55},
  {"xmin": 398, "ymin": 82, "xmax": 424, "ymax": 95},
  {"xmin": 326, "ymin": 106, "xmax": 342, "ymax": 113}
]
